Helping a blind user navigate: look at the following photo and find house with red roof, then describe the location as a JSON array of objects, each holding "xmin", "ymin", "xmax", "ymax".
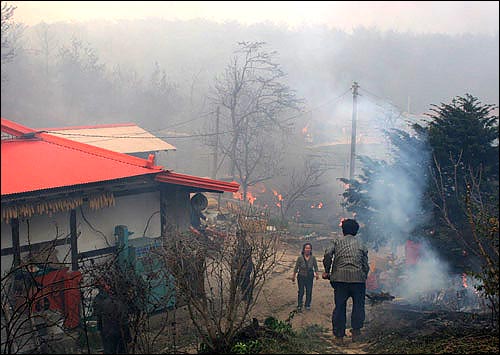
[
  {"xmin": 35, "ymin": 122, "xmax": 177, "ymax": 158},
  {"xmin": 1, "ymin": 117, "xmax": 239, "ymax": 272}
]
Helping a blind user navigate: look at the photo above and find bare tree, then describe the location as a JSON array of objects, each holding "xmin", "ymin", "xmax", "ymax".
[
  {"xmin": 430, "ymin": 159, "xmax": 499, "ymax": 321},
  {"xmin": 160, "ymin": 205, "xmax": 283, "ymax": 353},
  {"xmin": 57, "ymin": 36, "xmax": 111, "ymax": 121},
  {"xmin": 35, "ymin": 22, "xmax": 57, "ymax": 79},
  {"xmin": 464, "ymin": 175, "xmax": 499, "ymax": 321},
  {"xmin": 1, "ymin": 2, "xmax": 17, "ymax": 63},
  {"xmin": 274, "ymin": 159, "xmax": 329, "ymax": 222},
  {"xmin": 1, "ymin": 1, "xmax": 24, "ymax": 81},
  {"xmin": 210, "ymin": 41, "xmax": 303, "ymax": 198}
]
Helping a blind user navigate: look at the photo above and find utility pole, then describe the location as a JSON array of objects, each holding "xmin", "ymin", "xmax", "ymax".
[
  {"xmin": 212, "ymin": 107, "xmax": 221, "ymax": 210},
  {"xmin": 212, "ymin": 106, "xmax": 220, "ymax": 179},
  {"xmin": 349, "ymin": 81, "xmax": 359, "ymax": 180}
]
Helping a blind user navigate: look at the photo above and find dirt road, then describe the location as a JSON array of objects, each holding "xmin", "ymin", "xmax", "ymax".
[
  {"xmin": 168, "ymin": 236, "xmax": 373, "ymax": 354},
  {"xmin": 252, "ymin": 238, "xmax": 370, "ymax": 353}
]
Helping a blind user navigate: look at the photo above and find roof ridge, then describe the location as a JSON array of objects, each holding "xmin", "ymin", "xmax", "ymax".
[
  {"xmin": 1, "ymin": 118, "xmax": 163, "ymax": 170},
  {"xmin": 37, "ymin": 123, "xmax": 136, "ymax": 131},
  {"xmin": 41, "ymin": 132, "xmax": 163, "ymax": 170},
  {"xmin": 1, "ymin": 118, "xmax": 36, "ymax": 136}
]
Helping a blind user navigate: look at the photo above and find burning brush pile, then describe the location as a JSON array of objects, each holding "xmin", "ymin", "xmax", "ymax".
[
  {"xmin": 362, "ymin": 247, "xmax": 498, "ymax": 353},
  {"xmin": 364, "ymin": 301, "xmax": 499, "ymax": 354},
  {"xmin": 366, "ymin": 245, "xmax": 489, "ymax": 314}
]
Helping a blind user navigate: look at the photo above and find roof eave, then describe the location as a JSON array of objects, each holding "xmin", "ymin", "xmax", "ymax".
[{"xmin": 155, "ymin": 172, "xmax": 239, "ymax": 193}]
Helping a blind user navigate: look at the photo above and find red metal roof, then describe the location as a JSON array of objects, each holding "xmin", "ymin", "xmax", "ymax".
[
  {"xmin": 155, "ymin": 172, "xmax": 240, "ymax": 193},
  {"xmin": 2, "ymin": 118, "xmax": 240, "ymax": 196},
  {"xmin": 1, "ymin": 118, "xmax": 163, "ymax": 196}
]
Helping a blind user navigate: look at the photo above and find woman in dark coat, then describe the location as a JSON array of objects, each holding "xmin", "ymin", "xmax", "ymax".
[{"xmin": 292, "ymin": 242, "xmax": 319, "ymax": 311}]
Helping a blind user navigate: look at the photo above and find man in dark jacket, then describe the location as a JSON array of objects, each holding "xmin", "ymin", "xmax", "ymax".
[
  {"xmin": 232, "ymin": 230, "xmax": 254, "ymax": 302},
  {"xmin": 93, "ymin": 285, "xmax": 131, "ymax": 354},
  {"xmin": 323, "ymin": 218, "xmax": 369, "ymax": 345}
]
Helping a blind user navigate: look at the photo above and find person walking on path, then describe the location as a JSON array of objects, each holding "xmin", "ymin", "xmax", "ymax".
[
  {"xmin": 292, "ymin": 242, "xmax": 319, "ymax": 312},
  {"xmin": 322, "ymin": 218, "xmax": 369, "ymax": 345}
]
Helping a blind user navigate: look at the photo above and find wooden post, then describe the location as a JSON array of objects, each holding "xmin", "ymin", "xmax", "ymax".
[
  {"xmin": 11, "ymin": 218, "xmax": 20, "ymax": 267},
  {"xmin": 349, "ymin": 81, "xmax": 359, "ymax": 180},
  {"xmin": 160, "ymin": 186, "xmax": 168, "ymax": 238},
  {"xmin": 70, "ymin": 209, "xmax": 78, "ymax": 271}
]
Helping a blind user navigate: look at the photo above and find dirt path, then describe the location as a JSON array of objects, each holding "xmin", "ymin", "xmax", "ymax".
[
  {"xmin": 167, "ymin": 237, "xmax": 372, "ymax": 354},
  {"xmin": 252, "ymin": 240, "xmax": 370, "ymax": 354}
]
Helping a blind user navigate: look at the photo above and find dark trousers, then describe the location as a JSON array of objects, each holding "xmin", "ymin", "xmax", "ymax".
[
  {"xmin": 331, "ymin": 281, "xmax": 366, "ymax": 337},
  {"xmin": 101, "ymin": 334, "xmax": 127, "ymax": 354},
  {"xmin": 297, "ymin": 275, "xmax": 314, "ymax": 308},
  {"xmin": 238, "ymin": 269, "xmax": 253, "ymax": 302}
]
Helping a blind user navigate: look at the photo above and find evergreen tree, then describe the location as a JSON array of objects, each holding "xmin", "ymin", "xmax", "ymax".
[
  {"xmin": 341, "ymin": 94, "xmax": 498, "ymax": 273},
  {"xmin": 415, "ymin": 94, "xmax": 498, "ymax": 272},
  {"xmin": 340, "ymin": 127, "xmax": 430, "ymax": 250}
]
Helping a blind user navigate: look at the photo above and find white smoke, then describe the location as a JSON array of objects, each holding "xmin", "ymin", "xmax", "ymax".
[
  {"xmin": 350, "ymin": 101, "xmax": 476, "ymax": 306},
  {"xmin": 394, "ymin": 243, "xmax": 451, "ymax": 301}
]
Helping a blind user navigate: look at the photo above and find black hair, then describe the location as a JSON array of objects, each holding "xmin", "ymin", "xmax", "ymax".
[
  {"xmin": 301, "ymin": 242, "xmax": 313, "ymax": 255},
  {"xmin": 341, "ymin": 219, "xmax": 360, "ymax": 236}
]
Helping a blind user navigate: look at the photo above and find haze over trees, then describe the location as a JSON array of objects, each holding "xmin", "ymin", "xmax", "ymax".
[
  {"xmin": 1, "ymin": 8, "xmax": 498, "ymax": 220},
  {"xmin": 1, "ymin": 5, "xmax": 499, "ymax": 352},
  {"xmin": 1, "ymin": 17, "xmax": 498, "ymax": 128}
]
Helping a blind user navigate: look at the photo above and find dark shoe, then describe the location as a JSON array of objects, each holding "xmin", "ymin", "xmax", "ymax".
[
  {"xmin": 351, "ymin": 328, "xmax": 362, "ymax": 342},
  {"xmin": 305, "ymin": 306, "xmax": 311, "ymax": 311},
  {"xmin": 332, "ymin": 336, "xmax": 344, "ymax": 346},
  {"xmin": 297, "ymin": 306, "xmax": 302, "ymax": 312}
]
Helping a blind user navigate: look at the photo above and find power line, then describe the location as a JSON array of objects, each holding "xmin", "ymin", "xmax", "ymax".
[
  {"xmin": 45, "ymin": 130, "xmax": 228, "ymax": 139},
  {"xmin": 358, "ymin": 87, "xmax": 407, "ymax": 114},
  {"xmin": 287, "ymin": 87, "xmax": 352, "ymax": 121},
  {"xmin": 140, "ymin": 86, "xmax": 352, "ymax": 135},
  {"xmin": 45, "ymin": 87, "xmax": 353, "ymax": 140}
]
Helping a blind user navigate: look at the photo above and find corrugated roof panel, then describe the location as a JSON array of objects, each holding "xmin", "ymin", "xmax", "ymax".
[
  {"xmin": 1, "ymin": 138, "xmax": 161, "ymax": 195},
  {"xmin": 1, "ymin": 118, "xmax": 163, "ymax": 196},
  {"xmin": 41, "ymin": 124, "xmax": 176, "ymax": 153},
  {"xmin": 1, "ymin": 118, "xmax": 239, "ymax": 196}
]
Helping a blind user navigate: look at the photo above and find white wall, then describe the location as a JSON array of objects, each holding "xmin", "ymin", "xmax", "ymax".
[{"xmin": 1, "ymin": 191, "xmax": 161, "ymax": 273}]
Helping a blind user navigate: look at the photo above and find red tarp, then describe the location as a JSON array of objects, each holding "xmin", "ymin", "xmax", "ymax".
[
  {"xmin": 30, "ymin": 268, "xmax": 82, "ymax": 329},
  {"xmin": 366, "ymin": 272, "xmax": 379, "ymax": 291},
  {"xmin": 405, "ymin": 240, "xmax": 421, "ymax": 265}
]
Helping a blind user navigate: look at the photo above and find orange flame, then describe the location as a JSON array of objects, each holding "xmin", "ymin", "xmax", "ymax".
[
  {"xmin": 233, "ymin": 191, "xmax": 243, "ymax": 200},
  {"xmin": 462, "ymin": 273, "xmax": 468, "ymax": 288},
  {"xmin": 302, "ymin": 125, "xmax": 308, "ymax": 134},
  {"xmin": 272, "ymin": 189, "xmax": 283, "ymax": 208},
  {"xmin": 310, "ymin": 202, "xmax": 324, "ymax": 209},
  {"xmin": 247, "ymin": 191, "xmax": 256, "ymax": 205},
  {"xmin": 232, "ymin": 190, "xmax": 256, "ymax": 205}
]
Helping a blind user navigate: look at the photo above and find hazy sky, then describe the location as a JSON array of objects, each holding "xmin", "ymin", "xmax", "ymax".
[{"xmin": 9, "ymin": 1, "xmax": 500, "ymax": 35}]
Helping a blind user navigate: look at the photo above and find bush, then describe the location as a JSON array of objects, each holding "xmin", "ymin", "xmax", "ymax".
[{"xmin": 231, "ymin": 340, "xmax": 262, "ymax": 354}]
